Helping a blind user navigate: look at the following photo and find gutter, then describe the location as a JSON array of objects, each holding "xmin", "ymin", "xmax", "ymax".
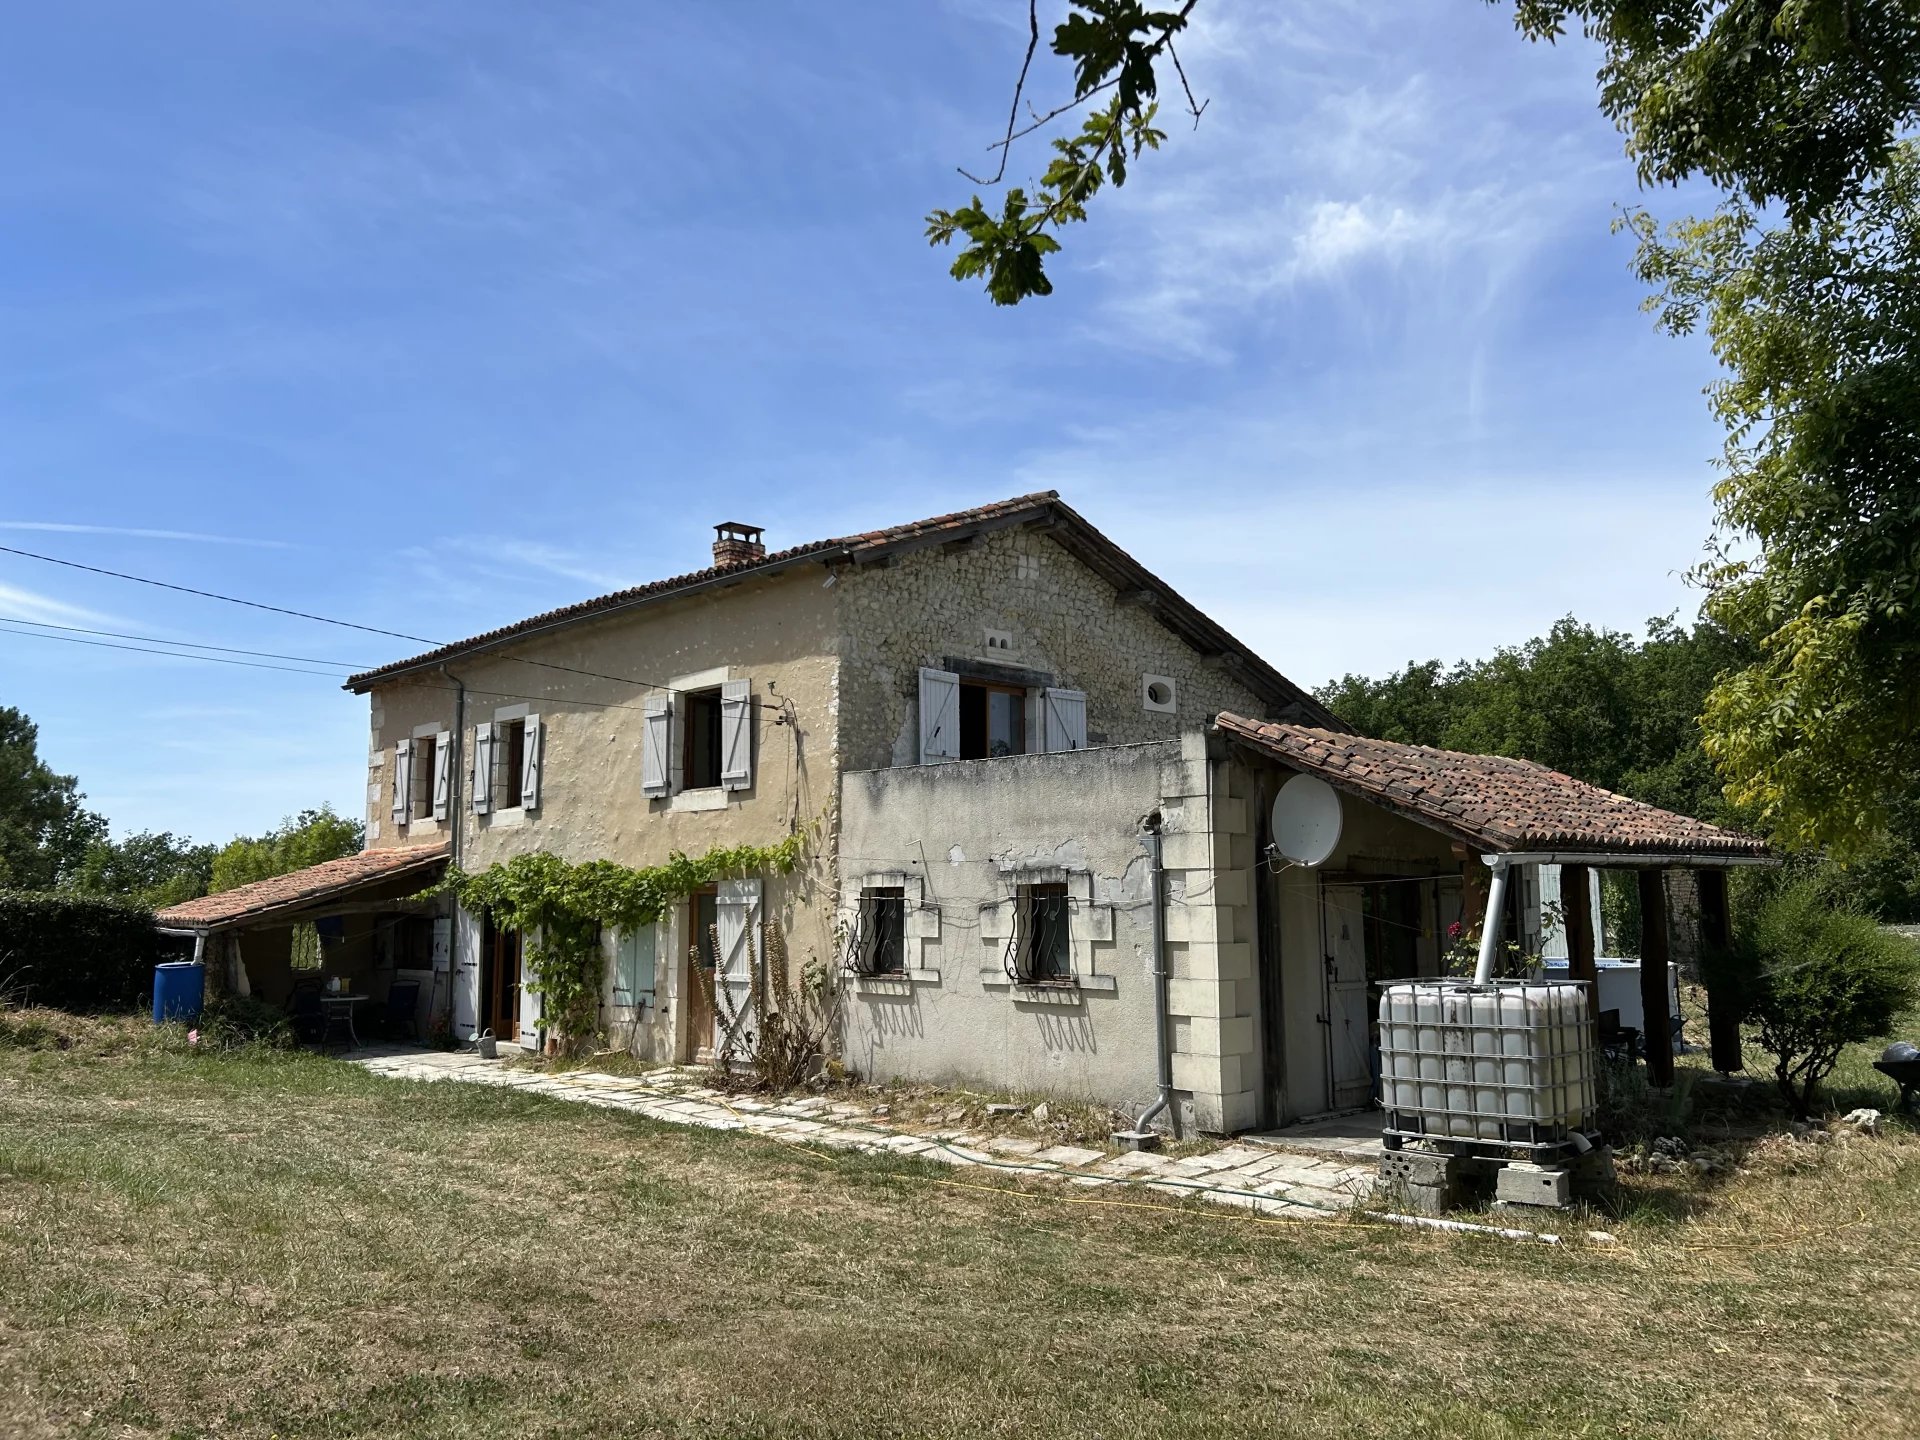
[{"xmin": 1479, "ymin": 849, "xmax": 1778, "ymax": 869}]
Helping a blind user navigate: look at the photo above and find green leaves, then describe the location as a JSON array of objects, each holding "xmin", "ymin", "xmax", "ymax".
[
  {"xmin": 1631, "ymin": 141, "xmax": 1920, "ymax": 855},
  {"xmin": 927, "ymin": 1, "xmax": 1191, "ymax": 304},
  {"xmin": 442, "ymin": 834, "xmax": 808, "ymax": 1049}
]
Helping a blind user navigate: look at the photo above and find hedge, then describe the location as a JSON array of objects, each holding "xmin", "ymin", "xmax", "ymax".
[{"xmin": 0, "ymin": 891, "xmax": 187, "ymax": 1013}]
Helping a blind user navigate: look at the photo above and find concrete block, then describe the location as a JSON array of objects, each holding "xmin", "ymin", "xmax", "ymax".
[
  {"xmin": 1212, "ymin": 942, "xmax": 1253, "ymax": 982},
  {"xmin": 1215, "ymin": 1087, "xmax": 1260, "ymax": 1134},
  {"xmin": 1168, "ymin": 1015, "xmax": 1254, "ymax": 1058},
  {"xmin": 1495, "ymin": 1163, "xmax": 1572, "ymax": 1208},
  {"xmin": 1208, "ymin": 868, "xmax": 1250, "ymax": 909}
]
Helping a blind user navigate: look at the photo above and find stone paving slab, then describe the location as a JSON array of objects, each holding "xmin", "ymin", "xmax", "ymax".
[{"xmin": 351, "ymin": 1047, "xmax": 1371, "ymax": 1219}]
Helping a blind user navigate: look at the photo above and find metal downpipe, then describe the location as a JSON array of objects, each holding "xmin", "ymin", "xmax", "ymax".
[
  {"xmin": 1130, "ymin": 818, "xmax": 1177, "ymax": 1137},
  {"xmin": 1473, "ymin": 857, "xmax": 1512, "ymax": 986}
]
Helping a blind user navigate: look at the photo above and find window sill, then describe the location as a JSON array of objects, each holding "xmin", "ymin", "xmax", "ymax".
[
  {"xmin": 849, "ymin": 970, "xmax": 939, "ymax": 994},
  {"xmin": 669, "ymin": 787, "xmax": 731, "ymax": 813},
  {"xmin": 481, "ymin": 807, "xmax": 528, "ymax": 829},
  {"xmin": 979, "ymin": 971, "xmax": 1117, "ymax": 998}
]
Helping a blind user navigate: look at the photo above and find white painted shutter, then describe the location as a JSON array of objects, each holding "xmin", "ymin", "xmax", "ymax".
[
  {"xmin": 471, "ymin": 723, "xmax": 494, "ymax": 815},
  {"xmin": 641, "ymin": 693, "xmax": 671, "ymax": 796},
  {"xmin": 452, "ymin": 906, "xmax": 482, "ymax": 1039},
  {"xmin": 719, "ymin": 679, "xmax": 753, "ymax": 791},
  {"xmin": 520, "ymin": 714, "xmax": 542, "ymax": 811},
  {"xmin": 431, "ymin": 731, "xmax": 452, "ymax": 821},
  {"xmin": 391, "ymin": 740, "xmax": 411, "ymax": 823},
  {"xmin": 713, "ymin": 879, "xmax": 762, "ymax": 1054},
  {"xmin": 1042, "ymin": 688, "xmax": 1087, "ymax": 752},
  {"xmin": 518, "ymin": 932, "xmax": 544, "ymax": 1050},
  {"xmin": 918, "ymin": 667, "xmax": 960, "ymax": 764}
]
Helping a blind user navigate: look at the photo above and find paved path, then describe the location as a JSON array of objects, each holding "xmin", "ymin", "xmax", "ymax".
[{"xmin": 350, "ymin": 1046, "xmax": 1377, "ymax": 1218}]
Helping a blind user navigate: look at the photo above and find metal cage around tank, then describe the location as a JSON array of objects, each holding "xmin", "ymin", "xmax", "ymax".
[{"xmin": 1377, "ymin": 979, "xmax": 1599, "ymax": 1157}]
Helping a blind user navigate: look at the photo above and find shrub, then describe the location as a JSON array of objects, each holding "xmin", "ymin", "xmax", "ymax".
[
  {"xmin": 1733, "ymin": 884, "xmax": 1920, "ymax": 1118},
  {"xmin": 0, "ymin": 891, "xmax": 183, "ymax": 1012}
]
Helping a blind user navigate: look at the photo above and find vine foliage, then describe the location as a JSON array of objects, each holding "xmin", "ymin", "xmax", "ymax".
[{"xmin": 441, "ymin": 834, "xmax": 806, "ymax": 1052}]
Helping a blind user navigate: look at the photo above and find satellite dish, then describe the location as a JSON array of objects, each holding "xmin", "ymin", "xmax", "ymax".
[{"xmin": 1271, "ymin": 775, "xmax": 1342, "ymax": 866}]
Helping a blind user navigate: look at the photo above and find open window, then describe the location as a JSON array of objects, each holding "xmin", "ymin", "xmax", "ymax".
[
  {"xmin": 497, "ymin": 718, "xmax": 527, "ymax": 809},
  {"xmin": 410, "ymin": 735, "xmax": 437, "ymax": 821},
  {"xmin": 1008, "ymin": 883, "xmax": 1072, "ymax": 985},
  {"xmin": 850, "ymin": 886, "xmax": 906, "ymax": 976},
  {"xmin": 959, "ymin": 680, "xmax": 1026, "ymax": 760},
  {"xmin": 683, "ymin": 687, "xmax": 723, "ymax": 790},
  {"xmin": 918, "ymin": 668, "xmax": 1084, "ymax": 764}
]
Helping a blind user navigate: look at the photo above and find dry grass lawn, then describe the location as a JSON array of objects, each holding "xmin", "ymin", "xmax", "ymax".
[{"xmin": 1, "ymin": 1022, "xmax": 1916, "ymax": 1439}]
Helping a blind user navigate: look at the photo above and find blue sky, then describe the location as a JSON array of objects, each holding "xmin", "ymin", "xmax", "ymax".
[{"xmin": 1, "ymin": 0, "xmax": 1729, "ymax": 846}]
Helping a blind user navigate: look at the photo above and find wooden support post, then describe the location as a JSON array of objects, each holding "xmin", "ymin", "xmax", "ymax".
[
  {"xmin": 1697, "ymin": 867, "xmax": 1742, "ymax": 1074},
  {"xmin": 1637, "ymin": 869, "xmax": 1674, "ymax": 1087},
  {"xmin": 1561, "ymin": 864, "xmax": 1598, "ymax": 1020}
]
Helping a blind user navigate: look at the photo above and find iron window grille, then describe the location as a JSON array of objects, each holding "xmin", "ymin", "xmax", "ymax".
[
  {"xmin": 1004, "ymin": 883, "xmax": 1074, "ymax": 986},
  {"xmin": 845, "ymin": 887, "xmax": 907, "ymax": 976}
]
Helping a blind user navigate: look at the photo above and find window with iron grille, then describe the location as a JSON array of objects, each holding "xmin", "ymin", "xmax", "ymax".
[
  {"xmin": 1009, "ymin": 883, "xmax": 1072, "ymax": 985},
  {"xmin": 850, "ymin": 886, "xmax": 906, "ymax": 975}
]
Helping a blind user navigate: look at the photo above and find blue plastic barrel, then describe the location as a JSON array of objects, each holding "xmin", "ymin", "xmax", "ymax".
[{"xmin": 153, "ymin": 961, "xmax": 205, "ymax": 1025}]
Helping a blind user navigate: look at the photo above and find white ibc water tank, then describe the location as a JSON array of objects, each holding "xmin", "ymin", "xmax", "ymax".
[{"xmin": 1378, "ymin": 981, "xmax": 1596, "ymax": 1148}]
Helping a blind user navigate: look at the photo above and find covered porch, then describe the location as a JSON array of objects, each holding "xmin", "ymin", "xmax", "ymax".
[
  {"xmin": 1213, "ymin": 714, "xmax": 1775, "ymax": 1128},
  {"xmin": 155, "ymin": 843, "xmax": 452, "ymax": 1046}
]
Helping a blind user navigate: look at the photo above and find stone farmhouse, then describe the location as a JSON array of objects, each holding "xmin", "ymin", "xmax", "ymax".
[{"xmin": 158, "ymin": 492, "xmax": 1767, "ymax": 1136}]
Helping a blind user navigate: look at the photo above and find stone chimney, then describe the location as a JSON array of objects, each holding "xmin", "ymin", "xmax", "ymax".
[{"xmin": 712, "ymin": 522, "xmax": 766, "ymax": 569}]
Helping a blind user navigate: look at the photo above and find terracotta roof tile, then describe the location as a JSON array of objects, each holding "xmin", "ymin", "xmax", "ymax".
[
  {"xmin": 154, "ymin": 844, "xmax": 450, "ymax": 931},
  {"xmin": 1215, "ymin": 714, "xmax": 1769, "ymax": 860}
]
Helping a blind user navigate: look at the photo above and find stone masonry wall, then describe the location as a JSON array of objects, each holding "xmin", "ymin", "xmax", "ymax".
[{"xmin": 835, "ymin": 524, "xmax": 1314, "ymax": 773}]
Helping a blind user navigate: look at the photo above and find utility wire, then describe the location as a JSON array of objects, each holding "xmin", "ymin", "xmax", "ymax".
[
  {"xmin": 0, "ymin": 540, "xmax": 796, "ymax": 719},
  {"xmin": 0, "ymin": 616, "xmax": 375, "ymax": 670},
  {"xmin": 0, "ymin": 621, "xmax": 351, "ymax": 677},
  {"xmin": 0, "ymin": 543, "xmax": 435, "ymax": 643}
]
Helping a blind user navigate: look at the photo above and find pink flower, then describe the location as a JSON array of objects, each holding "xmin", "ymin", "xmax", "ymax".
[
  {"xmin": 187, "ymin": 1029, "xmax": 200, "ymax": 1046},
  {"xmin": 1446, "ymin": 922, "xmax": 1462, "ymax": 940}
]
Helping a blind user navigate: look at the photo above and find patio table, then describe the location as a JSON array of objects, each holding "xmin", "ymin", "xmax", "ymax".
[{"xmin": 319, "ymin": 994, "xmax": 369, "ymax": 1050}]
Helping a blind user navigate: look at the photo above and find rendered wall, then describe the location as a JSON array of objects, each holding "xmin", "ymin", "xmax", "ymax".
[
  {"xmin": 362, "ymin": 567, "xmax": 840, "ymax": 1058},
  {"xmin": 838, "ymin": 741, "xmax": 1195, "ymax": 1116}
]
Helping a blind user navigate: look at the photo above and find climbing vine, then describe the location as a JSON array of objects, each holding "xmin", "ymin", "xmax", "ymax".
[{"xmin": 441, "ymin": 833, "xmax": 808, "ymax": 1051}]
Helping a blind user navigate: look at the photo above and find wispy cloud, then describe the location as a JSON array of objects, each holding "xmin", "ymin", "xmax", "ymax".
[
  {"xmin": 0, "ymin": 581, "xmax": 115, "ymax": 626},
  {"xmin": 0, "ymin": 521, "xmax": 293, "ymax": 549}
]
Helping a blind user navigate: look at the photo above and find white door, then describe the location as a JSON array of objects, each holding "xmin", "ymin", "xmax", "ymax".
[
  {"xmin": 1323, "ymin": 884, "xmax": 1373, "ymax": 1111},
  {"xmin": 518, "ymin": 932, "xmax": 544, "ymax": 1052},
  {"xmin": 453, "ymin": 906, "xmax": 482, "ymax": 1040},
  {"xmin": 712, "ymin": 879, "xmax": 762, "ymax": 1057}
]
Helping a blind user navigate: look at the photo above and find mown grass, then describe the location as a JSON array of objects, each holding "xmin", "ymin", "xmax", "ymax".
[{"xmin": 1, "ymin": 1022, "xmax": 1916, "ymax": 1439}]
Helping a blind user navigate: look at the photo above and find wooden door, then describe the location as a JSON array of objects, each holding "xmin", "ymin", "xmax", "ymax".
[
  {"xmin": 486, "ymin": 922, "xmax": 521, "ymax": 1042},
  {"xmin": 1323, "ymin": 884, "xmax": 1373, "ymax": 1111}
]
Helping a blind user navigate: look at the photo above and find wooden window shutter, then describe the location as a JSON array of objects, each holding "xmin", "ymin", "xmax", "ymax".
[
  {"xmin": 918, "ymin": 667, "xmax": 960, "ymax": 764},
  {"xmin": 391, "ymin": 740, "xmax": 411, "ymax": 824},
  {"xmin": 521, "ymin": 714, "xmax": 542, "ymax": 811},
  {"xmin": 1042, "ymin": 688, "xmax": 1088, "ymax": 752},
  {"xmin": 641, "ymin": 694, "xmax": 671, "ymax": 796},
  {"xmin": 471, "ymin": 723, "xmax": 494, "ymax": 815},
  {"xmin": 719, "ymin": 679, "xmax": 753, "ymax": 791},
  {"xmin": 712, "ymin": 880, "xmax": 762, "ymax": 1053},
  {"xmin": 432, "ymin": 731, "xmax": 453, "ymax": 821}
]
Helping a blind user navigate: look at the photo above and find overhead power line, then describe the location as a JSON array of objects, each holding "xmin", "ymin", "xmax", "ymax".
[
  {"xmin": 0, "ymin": 621, "xmax": 350, "ymax": 677},
  {"xmin": 0, "ymin": 616, "xmax": 374, "ymax": 669},
  {"xmin": 0, "ymin": 540, "xmax": 792, "ymax": 716},
  {"xmin": 0, "ymin": 543, "xmax": 436, "ymax": 643}
]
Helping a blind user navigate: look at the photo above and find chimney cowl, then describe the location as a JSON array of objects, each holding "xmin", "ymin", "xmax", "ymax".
[{"xmin": 712, "ymin": 521, "xmax": 766, "ymax": 569}]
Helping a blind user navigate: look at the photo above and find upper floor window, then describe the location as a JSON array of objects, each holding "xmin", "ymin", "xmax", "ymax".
[
  {"xmin": 960, "ymin": 680, "xmax": 1025, "ymax": 760},
  {"xmin": 410, "ymin": 735, "xmax": 437, "ymax": 821},
  {"xmin": 918, "ymin": 668, "xmax": 1085, "ymax": 765},
  {"xmin": 683, "ymin": 686, "xmax": 724, "ymax": 790},
  {"xmin": 471, "ymin": 712, "xmax": 541, "ymax": 816},
  {"xmin": 498, "ymin": 717, "xmax": 528, "ymax": 809}
]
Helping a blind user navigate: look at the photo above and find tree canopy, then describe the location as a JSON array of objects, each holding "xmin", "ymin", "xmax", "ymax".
[
  {"xmin": 208, "ymin": 808, "xmax": 364, "ymax": 895},
  {"xmin": 0, "ymin": 705, "xmax": 105, "ymax": 891},
  {"xmin": 1317, "ymin": 614, "xmax": 1752, "ymax": 824},
  {"xmin": 1628, "ymin": 141, "xmax": 1920, "ymax": 856},
  {"xmin": 930, "ymin": 1, "xmax": 1920, "ymax": 305}
]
